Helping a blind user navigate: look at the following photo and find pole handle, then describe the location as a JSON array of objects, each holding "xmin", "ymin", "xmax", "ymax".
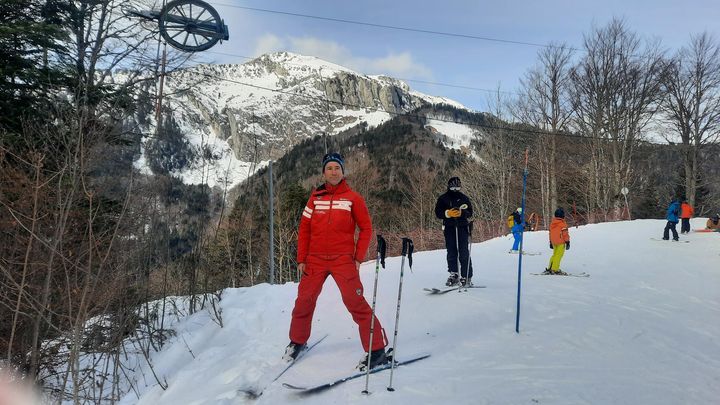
[{"xmin": 376, "ymin": 234, "xmax": 387, "ymax": 268}]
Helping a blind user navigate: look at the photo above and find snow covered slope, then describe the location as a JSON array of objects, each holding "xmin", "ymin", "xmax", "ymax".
[{"xmin": 117, "ymin": 219, "xmax": 720, "ymax": 404}]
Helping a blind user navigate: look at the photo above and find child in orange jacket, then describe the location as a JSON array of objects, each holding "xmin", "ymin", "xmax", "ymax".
[
  {"xmin": 680, "ymin": 199, "xmax": 694, "ymax": 234},
  {"xmin": 545, "ymin": 207, "xmax": 570, "ymax": 275}
]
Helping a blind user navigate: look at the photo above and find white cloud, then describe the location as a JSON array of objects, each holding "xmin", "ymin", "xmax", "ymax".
[
  {"xmin": 363, "ymin": 52, "xmax": 433, "ymax": 79},
  {"xmin": 253, "ymin": 34, "xmax": 285, "ymax": 57},
  {"xmin": 253, "ymin": 35, "xmax": 433, "ymax": 79},
  {"xmin": 288, "ymin": 37, "xmax": 350, "ymax": 63}
]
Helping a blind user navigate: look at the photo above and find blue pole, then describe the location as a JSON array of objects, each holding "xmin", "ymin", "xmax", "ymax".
[{"xmin": 515, "ymin": 149, "xmax": 529, "ymax": 333}]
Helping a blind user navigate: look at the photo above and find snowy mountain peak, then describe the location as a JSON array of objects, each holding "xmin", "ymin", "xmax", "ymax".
[
  {"xmin": 369, "ymin": 74, "xmax": 411, "ymax": 91},
  {"xmin": 252, "ymin": 51, "xmax": 360, "ymax": 77},
  {"xmin": 138, "ymin": 52, "xmax": 476, "ymax": 188}
]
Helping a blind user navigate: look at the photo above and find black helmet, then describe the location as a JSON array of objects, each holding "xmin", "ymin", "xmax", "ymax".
[
  {"xmin": 554, "ymin": 207, "xmax": 565, "ymax": 218},
  {"xmin": 448, "ymin": 177, "xmax": 461, "ymax": 190}
]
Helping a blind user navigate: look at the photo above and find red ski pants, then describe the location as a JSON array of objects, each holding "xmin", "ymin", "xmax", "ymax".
[{"xmin": 289, "ymin": 255, "xmax": 386, "ymax": 352}]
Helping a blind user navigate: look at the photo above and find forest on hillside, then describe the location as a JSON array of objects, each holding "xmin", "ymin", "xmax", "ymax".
[
  {"xmin": 0, "ymin": 1, "xmax": 718, "ymax": 401},
  {"xmin": 229, "ymin": 105, "xmax": 719, "ymax": 286}
]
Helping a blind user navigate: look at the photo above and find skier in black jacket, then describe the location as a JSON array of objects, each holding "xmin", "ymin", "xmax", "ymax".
[{"xmin": 434, "ymin": 177, "xmax": 474, "ymax": 286}]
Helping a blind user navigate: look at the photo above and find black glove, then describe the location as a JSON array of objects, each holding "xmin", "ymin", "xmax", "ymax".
[
  {"xmin": 565, "ymin": 241, "xmax": 570, "ymax": 250},
  {"xmin": 549, "ymin": 242, "xmax": 553, "ymax": 249}
]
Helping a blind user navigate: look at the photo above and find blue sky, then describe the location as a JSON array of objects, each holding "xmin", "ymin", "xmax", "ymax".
[{"xmin": 196, "ymin": 0, "xmax": 720, "ymax": 112}]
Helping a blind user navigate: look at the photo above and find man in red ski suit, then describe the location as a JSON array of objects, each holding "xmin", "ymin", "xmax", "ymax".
[{"xmin": 284, "ymin": 152, "xmax": 387, "ymax": 370}]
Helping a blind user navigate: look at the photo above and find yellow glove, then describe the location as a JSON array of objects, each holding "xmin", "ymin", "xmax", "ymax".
[{"xmin": 446, "ymin": 208, "xmax": 462, "ymax": 218}]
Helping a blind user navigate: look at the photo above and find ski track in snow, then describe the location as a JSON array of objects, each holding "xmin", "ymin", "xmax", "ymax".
[{"xmin": 106, "ymin": 218, "xmax": 719, "ymax": 405}]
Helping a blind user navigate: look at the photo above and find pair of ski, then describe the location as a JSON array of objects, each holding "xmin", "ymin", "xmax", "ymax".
[
  {"xmin": 282, "ymin": 352, "xmax": 431, "ymax": 395},
  {"xmin": 650, "ymin": 237, "xmax": 690, "ymax": 243},
  {"xmin": 239, "ymin": 335, "xmax": 431, "ymax": 397},
  {"xmin": 424, "ymin": 285, "xmax": 486, "ymax": 294}
]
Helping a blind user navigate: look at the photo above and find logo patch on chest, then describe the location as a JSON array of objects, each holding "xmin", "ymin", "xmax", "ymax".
[{"xmin": 313, "ymin": 199, "xmax": 353, "ymax": 211}]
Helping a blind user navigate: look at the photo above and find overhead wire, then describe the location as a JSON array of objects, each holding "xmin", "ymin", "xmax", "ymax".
[
  {"xmin": 159, "ymin": 3, "xmax": 585, "ymax": 102},
  {"xmin": 212, "ymin": 3, "xmax": 580, "ymax": 51},
  {"xmin": 212, "ymin": 3, "xmax": 672, "ymax": 65},
  {"xmin": 206, "ymin": 3, "xmax": 670, "ymax": 94}
]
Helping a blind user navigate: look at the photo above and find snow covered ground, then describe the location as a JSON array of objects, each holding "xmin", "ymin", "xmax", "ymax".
[{"xmin": 117, "ymin": 219, "xmax": 719, "ymax": 405}]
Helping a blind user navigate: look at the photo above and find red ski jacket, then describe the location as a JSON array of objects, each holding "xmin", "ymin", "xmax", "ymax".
[{"xmin": 297, "ymin": 179, "xmax": 373, "ymax": 264}]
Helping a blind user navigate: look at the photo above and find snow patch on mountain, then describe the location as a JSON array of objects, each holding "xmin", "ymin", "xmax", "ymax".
[{"xmin": 425, "ymin": 118, "xmax": 478, "ymax": 150}]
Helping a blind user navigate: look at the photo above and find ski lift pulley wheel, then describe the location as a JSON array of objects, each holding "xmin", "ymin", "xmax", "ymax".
[{"xmin": 159, "ymin": 0, "xmax": 229, "ymax": 52}]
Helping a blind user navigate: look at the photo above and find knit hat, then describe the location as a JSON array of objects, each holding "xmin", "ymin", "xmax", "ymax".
[
  {"xmin": 554, "ymin": 207, "xmax": 565, "ymax": 218},
  {"xmin": 448, "ymin": 177, "xmax": 461, "ymax": 190},
  {"xmin": 516, "ymin": 207, "xmax": 523, "ymax": 214},
  {"xmin": 322, "ymin": 152, "xmax": 345, "ymax": 173}
]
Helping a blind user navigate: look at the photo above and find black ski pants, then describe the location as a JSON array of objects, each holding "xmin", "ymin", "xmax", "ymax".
[
  {"xmin": 443, "ymin": 224, "xmax": 473, "ymax": 278},
  {"xmin": 663, "ymin": 221, "xmax": 679, "ymax": 240},
  {"xmin": 681, "ymin": 218, "xmax": 690, "ymax": 233}
]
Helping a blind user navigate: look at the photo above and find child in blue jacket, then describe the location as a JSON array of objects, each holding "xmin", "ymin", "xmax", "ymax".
[
  {"xmin": 662, "ymin": 199, "xmax": 680, "ymax": 241},
  {"xmin": 509, "ymin": 208, "xmax": 524, "ymax": 253}
]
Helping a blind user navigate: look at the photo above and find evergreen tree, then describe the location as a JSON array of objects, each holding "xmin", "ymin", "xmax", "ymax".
[{"xmin": 0, "ymin": 0, "xmax": 71, "ymax": 133}]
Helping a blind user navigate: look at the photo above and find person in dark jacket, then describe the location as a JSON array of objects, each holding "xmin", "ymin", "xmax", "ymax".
[
  {"xmin": 434, "ymin": 177, "xmax": 474, "ymax": 286},
  {"xmin": 662, "ymin": 199, "xmax": 681, "ymax": 241}
]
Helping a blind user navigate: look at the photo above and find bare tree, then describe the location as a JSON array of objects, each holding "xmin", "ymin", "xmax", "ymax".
[
  {"xmin": 661, "ymin": 32, "xmax": 720, "ymax": 206},
  {"xmin": 570, "ymin": 18, "xmax": 665, "ymax": 213},
  {"xmin": 475, "ymin": 87, "xmax": 521, "ymax": 228},
  {"xmin": 460, "ymin": 128, "xmax": 522, "ymax": 236},
  {"xmin": 395, "ymin": 165, "xmax": 445, "ymax": 251},
  {"xmin": 512, "ymin": 43, "xmax": 575, "ymax": 224},
  {"xmin": 0, "ymin": 0, "xmax": 200, "ymax": 399}
]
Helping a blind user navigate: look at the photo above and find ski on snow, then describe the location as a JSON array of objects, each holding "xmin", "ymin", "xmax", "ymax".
[
  {"xmin": 650, "ymin": 238, "xmax": 690, "ymax": 243},
  {"xmin": 239, "ymin": 334, "xmax": 329, "ymax": 398},
  {"xmin": 530, "ymin": 271, "xmax": 589, "ymax": 278},
  {"xmin": 508, "ymin": 251, "xmax": 542, "ymax": 256},
  {"xmin": 282, "ymin": 353, "xmax": 431, "ymax": 395},
  {"xmin": 424, "ymin": 285, "xmax": 486, "ymax": 294}
]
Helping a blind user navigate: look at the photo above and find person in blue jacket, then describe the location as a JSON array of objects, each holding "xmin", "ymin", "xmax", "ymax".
[
  {"xmin": 509, "ymin": 208, "xmax": 524, "ymax": 253},
  {"xmin": 662, "ymin": 199, "xmax": 680, "ymax": 241}
]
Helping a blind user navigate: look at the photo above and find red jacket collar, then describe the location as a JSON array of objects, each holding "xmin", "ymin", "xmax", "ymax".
[{"xmin": 315, "ymin": 179, "xmax": 350, "ymax": 196}]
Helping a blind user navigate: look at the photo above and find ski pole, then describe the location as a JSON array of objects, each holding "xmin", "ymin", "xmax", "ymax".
[
  {"xmin": 455, "ymin": 225, "xmax": 461, "ymax": 293},
  {"xmin": 516, "ymin": 149, "xmax": 529, "ymax": 333},
  {"xmin": 387, "ymin": 237, "xmax": 413, "ymax": 392},
  {"xmin": 466, "ymin": 221, "xmax": 474, "ymax": 287},
  {"xmin": 457, "ymin": 204, "xmax": 468, "ymax": 292},
  {"xmin": 362, "ymin": 234, "xmax": 386, "ymax": 395}
]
